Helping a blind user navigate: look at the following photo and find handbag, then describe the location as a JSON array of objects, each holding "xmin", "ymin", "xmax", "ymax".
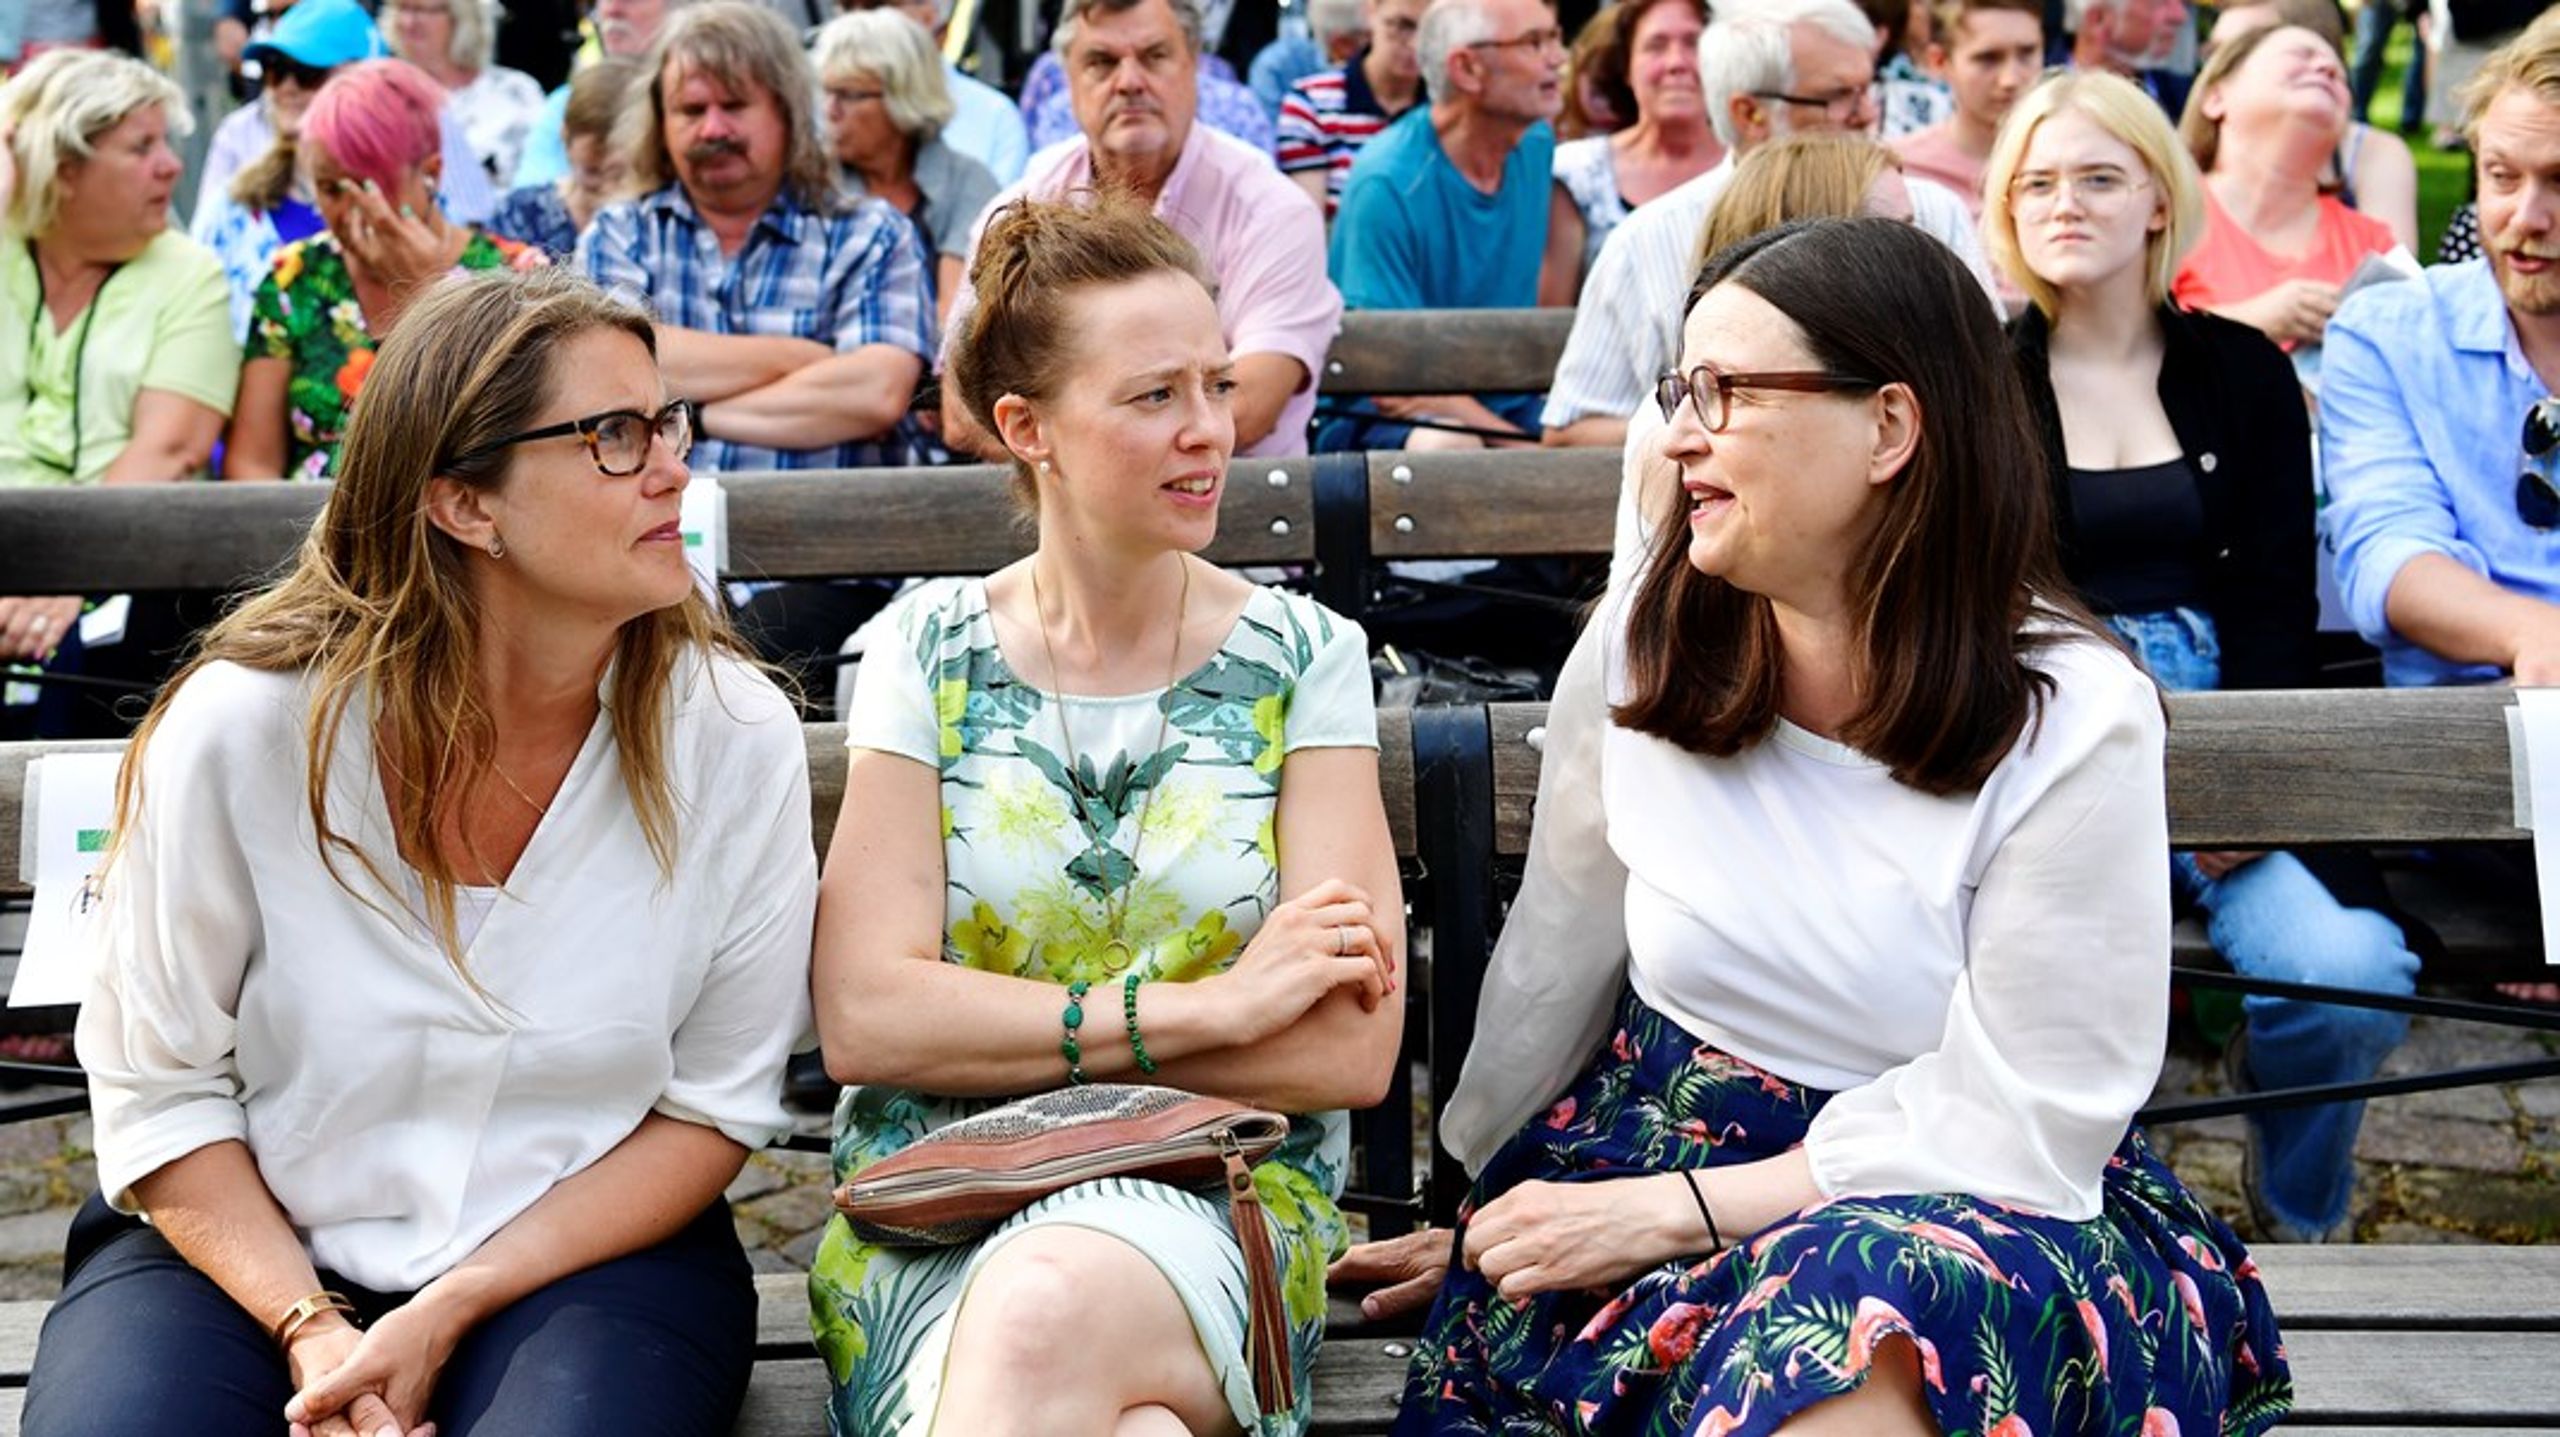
[{"xmin": 832, "ymin": 1084, "xmax": 1300, "ymax": 1416}]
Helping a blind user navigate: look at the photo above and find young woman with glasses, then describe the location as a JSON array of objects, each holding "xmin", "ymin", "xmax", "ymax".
[
  {"xmin": 1988, "ymin": 69, "xmax": 2420, "ymax": 1248},
  {"xmin": 20, "ymin": 266, "xmax": 813, "ymax": 1437},
  {"xmin": 1337, "ymin": 216, "xmax": 2291, "ymax": 1437}
]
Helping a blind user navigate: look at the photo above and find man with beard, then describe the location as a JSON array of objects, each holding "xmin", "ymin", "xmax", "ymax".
[
  {"xmin": 2322, "ymin": 9, "xmax": 2560, "ymax": 692},
  {"xmin": 940, "ymin": 0, "xmax": 1338, "ymax": 460},
  {"xmin": 579, "ymin": 0, "xmax": 932, "ymax": 473}
]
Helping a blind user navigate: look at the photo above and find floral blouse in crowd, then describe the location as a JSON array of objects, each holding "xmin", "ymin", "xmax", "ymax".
[{"xmin": 247, "ymin": 229, "xmax": 546, "ymax": 479}]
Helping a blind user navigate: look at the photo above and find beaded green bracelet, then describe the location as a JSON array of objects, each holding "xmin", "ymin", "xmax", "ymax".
[
  {"xmin": 1122, "ymin": 973, "xmax": 1159, "ymax": 1076},
  {"xmin": 1060, "ymin": 979, "xmax": 1091, "ymax": 1085}
]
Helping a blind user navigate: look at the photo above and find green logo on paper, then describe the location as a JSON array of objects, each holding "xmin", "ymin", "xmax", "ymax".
[
  {"xmin": 75, "ymin": 829, "xmax": 110, "ymax": 854},
  {"xmin": 684, "ymin": 532, "xmax": 704, "ymax": 548}
]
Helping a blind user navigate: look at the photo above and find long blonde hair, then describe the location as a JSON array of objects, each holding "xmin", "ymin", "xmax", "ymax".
[{"xmin": 110, "ymin": 267, "xmax": 750, "ymax": 985}]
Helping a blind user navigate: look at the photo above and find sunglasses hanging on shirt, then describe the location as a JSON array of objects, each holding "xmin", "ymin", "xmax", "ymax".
[{"xmin": 2519, "ymin": 396, "xmax": 2560, "ymax": 531}]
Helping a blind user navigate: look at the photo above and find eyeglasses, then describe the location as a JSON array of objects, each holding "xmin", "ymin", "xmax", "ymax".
[
  {"xmin": 1752, "ymin": 83, "xmax": 1878, "ymax": 123},
  {"xmin": 456, "ymin": 399, "xmax": 697, "ymax": 477},
  {"xmin": 264, "ymin": 57, "xmax": 336, "ymax": 90},
  {"xmin": 1654, "ymin": 363, "xmax": 1881, "ymax": 432},
  {"xmin": 2519, "ymin": 397, "xmax": 2560, "ymax": 530},
  {"xmin": 1468, "ymin": 26, "xmax": 1565, "ymax": 54},
  {"xmin": 2007, "ymin": 166, "xmax": 2148, "ymax": 213},
  {"xmin": 824, "ymin": 85, "xmax": 886, "ymax": 107}
]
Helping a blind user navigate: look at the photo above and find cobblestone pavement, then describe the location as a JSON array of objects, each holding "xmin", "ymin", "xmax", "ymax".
[{"xmin": 0, "ymin": 1015, "xmax": 2546, "ymax": 1303}]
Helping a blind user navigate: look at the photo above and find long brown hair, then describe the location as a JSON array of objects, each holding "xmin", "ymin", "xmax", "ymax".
[
  {"xmin": 1614, "ymin": 217, "xmax": 2101, "ymax": 795},
  {"xmin": 110, "ymin": 267, "xmax": 750, "ymax": 984}
]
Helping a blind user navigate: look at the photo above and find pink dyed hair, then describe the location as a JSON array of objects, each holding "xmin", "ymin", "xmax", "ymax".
[{"xmin": 304, "ymin": 58, "xmax": 445, "ymax": 190}]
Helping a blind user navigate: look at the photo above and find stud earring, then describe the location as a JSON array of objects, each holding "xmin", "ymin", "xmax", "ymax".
[{"xmin": 487, "ymin": 535, "xmax": 506, "ymax": 559}]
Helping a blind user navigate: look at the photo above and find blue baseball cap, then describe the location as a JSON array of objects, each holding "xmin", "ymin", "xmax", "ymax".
[{"xmin": 243, "ymin": 0, "xmax": 388, "ymax": 72}]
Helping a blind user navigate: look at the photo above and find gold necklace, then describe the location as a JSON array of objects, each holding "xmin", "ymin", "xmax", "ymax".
[{"xmin": 1030, "ymin": 553, "xmax": 1192, "ymax": 975}]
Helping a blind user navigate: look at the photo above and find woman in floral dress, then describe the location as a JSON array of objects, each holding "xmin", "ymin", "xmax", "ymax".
[
  {"xmin": 223, "ymin": 59, "xmax": 542, "ymax": 480},
  {"xmin": 807, "ymin": 197, "xmax": 1405, "ymax": 1436},
  {"xmin": 1339, "ymin": 217, "xmax": 2292, "ymax": 1436}
]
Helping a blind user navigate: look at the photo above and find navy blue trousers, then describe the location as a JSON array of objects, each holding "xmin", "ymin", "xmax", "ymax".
[{"xmin": 21, "ymin": 1194, "xmax": 756, "ymax": 1436}]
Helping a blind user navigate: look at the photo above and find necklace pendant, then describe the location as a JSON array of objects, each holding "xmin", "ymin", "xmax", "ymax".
[{"xmin": 1099, "ymin": 938, "xmax": 1136, "ymax": 976}]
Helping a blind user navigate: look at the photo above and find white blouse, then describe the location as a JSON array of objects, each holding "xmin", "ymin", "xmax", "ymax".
[
  {"xmin": 1444, "ymin": 595, "xmax": 2170, "ymax": 1221},
  {"xmin": 76, "ymin": 655, "xmax": 817, "ymax": 1292}
]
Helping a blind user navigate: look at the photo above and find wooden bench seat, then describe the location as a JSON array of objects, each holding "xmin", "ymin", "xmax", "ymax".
[{"xmin": 0, "ymin": 1247, "xmax": 2549, "ymax": 1432}]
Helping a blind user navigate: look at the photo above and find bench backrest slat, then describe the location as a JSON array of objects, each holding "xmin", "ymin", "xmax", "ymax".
[
  {"xmin": 1, "ymin": 687, "xmax": 2521, "ymax": 896},
  {"xmin": 1319, "ymin": 309, "xmax": 1572, "ymax": 397}
]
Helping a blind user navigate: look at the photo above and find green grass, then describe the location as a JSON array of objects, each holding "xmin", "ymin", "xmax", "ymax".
[{"xmin": 2354, "ymin": 8, "xmax": 2470, "ymax": 256}]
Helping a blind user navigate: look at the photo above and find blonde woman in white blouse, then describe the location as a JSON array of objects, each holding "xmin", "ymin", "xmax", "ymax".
[
  {"xmin": 21, "ymin": 268, "xmax": 815, "ymax": 1437},
  {"xmin": 1338, "ymin": 218, "xmax": 2293, "ymax": 1437}
]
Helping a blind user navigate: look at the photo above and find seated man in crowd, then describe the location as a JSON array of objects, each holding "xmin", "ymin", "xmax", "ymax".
[
  {"xmin": 2324, "ymin": 11, "xmax": 2560, "ymax": 690},
  {"xmin": 579, "ymin": 0, "xmax": 933, "ymax": 474},
  {"xmin": 1541, "ymin": 0, "xmax": 1995, "ymax": 448},
  {"xmin": 1321, "ymin": 0, "xmax": 1566, "ymax": 451},
  {"xmin": 518, "ymin": 0, "xmax": 697, "ymax": 188},
  {"xmin": 1278, "ymin": 0, "xmax": 1429, "ymax": 221},
  {"xmin": 2322, "ymin": 12, "xmax": 2560, "ymax": 1000},
  {"xmin": 943, "ymin": 0, "xmax": 1338, "ymax": 460},
  {"xmin": 2066, "ymin": 0, "xmax": 2193, "ymax": 111},
  {"xmin": 1891, "ymin": 0, "xmax": 2043, "ymax": 218},
  {"xmin": 1018, "ymin": 24, "xmax": 1277, "ymax": 154},
  {"xmin": 838, "ymin": 0, "xmax": 1031, "ymax": 184}
]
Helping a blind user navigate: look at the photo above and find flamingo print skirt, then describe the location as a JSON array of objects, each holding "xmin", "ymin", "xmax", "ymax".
[{"xmin": 1393, "ymin": 988, "xmax": 2293, "ymax": 1436}]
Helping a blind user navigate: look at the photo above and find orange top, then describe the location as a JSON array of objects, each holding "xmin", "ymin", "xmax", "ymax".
[{"xmin": 2171, "ymin": 190, "xmax": 2398, "ymax": 347}]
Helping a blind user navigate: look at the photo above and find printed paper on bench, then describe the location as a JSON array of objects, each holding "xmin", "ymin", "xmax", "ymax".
[
  {"xmin": 681, "ymin": 474, "xmax": 727, "ymax": 599},
  {"xmin": 13, "ymin": 751, "xmax": 123, "ymax": 1007},
  {"xmin": 2509, "ymin": 688, "xmax": 2560, "ymax": 967}
]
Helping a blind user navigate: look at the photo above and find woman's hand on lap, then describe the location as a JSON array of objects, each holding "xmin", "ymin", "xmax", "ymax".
[
  {"xmin": 284, "ymin": 1300, "xmax": 459, "ymax": 1437},
  {"xmin": 1463, "ymin": 1176, "xmax": 1697, "ymax": 1300},
  {"xmin": 1329, "ymin": 1227, "xmax": 1453, "ymax": 1319}
]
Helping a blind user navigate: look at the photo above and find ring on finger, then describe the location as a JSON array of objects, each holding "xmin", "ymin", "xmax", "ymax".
[{"xmin": 1335, "ymin": 923, "xmax": 1348, "ymax": 956}]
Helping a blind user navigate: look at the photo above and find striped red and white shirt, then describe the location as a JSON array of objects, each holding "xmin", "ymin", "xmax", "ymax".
[{"xmin": 1276, "ymin": 50, "xmax": 1420, "ymax": 218}]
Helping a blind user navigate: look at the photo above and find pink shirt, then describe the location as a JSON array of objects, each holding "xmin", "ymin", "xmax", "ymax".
[
  {"xmin": 948, "ymin": 125, "xmax": 1342, "ymax": 457},
  {"xmin": 2172, "ymin": 191, "xmax": 2398, "ymax": 347},
  {"xmin": 1889, "ymin": 125, "xmax": 1987, "ymax": 222}
]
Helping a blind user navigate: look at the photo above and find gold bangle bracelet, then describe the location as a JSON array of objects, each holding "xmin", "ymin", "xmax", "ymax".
[{"xmin": 271, "ymin": 1290, "xmax": 356, "ymax": 1348}]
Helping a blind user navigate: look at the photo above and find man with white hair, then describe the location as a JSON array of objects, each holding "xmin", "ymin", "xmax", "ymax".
[
  {"xmin": 839, "ymin": 0, "xmax": 1031, "ymax": 183},
  {"xmin": 1249, "ymin": 0, "xmax": 1370, "ymax": 118},
  {"xmin": 1539, "ymin": 0, "xmax": 1996, "ymax": 448},
  {"xmin": 1322, "ymin": 0, "xmax": 1566, "ymax": 451},
  {"xmin": 941, "ymin": 0, "xmax": 1339, "ymax": 459}
]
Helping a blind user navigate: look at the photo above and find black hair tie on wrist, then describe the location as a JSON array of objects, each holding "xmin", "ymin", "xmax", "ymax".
[{"xmin": 1680, "ymin": 1168, "xmax": 1723, "ymax": 1252}]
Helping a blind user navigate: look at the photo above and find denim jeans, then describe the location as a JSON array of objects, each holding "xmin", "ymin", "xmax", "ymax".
[{"xmin": 2109, "ymin": 609, "xmax": 2421, "ymax": 1239}]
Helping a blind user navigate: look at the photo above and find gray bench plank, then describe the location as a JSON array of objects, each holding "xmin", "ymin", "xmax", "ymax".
[
  {"xmin": 0, "ymin": 712, "xmax": 1418, "ymax": 898},
  {"xmin": 2250, "ymin": 1242, "xmax": 2560, "ymax": 1329},
  {"xmin": 1320, "ymin": 309, "xmax": 1572, "ymax": 398},
  {"xmin": 0, "ymin": 463, "xmax": 1319, "ymax": 595},
  {"xmin": 1488, "ymin": 687, "xmax": 2527, "ymax": 858}
]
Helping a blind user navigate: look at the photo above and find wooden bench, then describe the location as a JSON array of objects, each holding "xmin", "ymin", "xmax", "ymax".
[
  {"xmin": 0, "ymin": 1249, "xmax": 2544, "ymax": 1433},
  {"xmin": 3, "ymin": 683, "xmax": 2558, "ymax": 1429}
]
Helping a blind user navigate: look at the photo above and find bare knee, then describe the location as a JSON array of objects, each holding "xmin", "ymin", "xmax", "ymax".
[
  {"xmin": 946, "ymin": 1234, "xmax": 1103, "ymax": 1377},
  {"xmin": 1773, "ymin": 1336, "xmax": 1940, "ymax": 1437}
]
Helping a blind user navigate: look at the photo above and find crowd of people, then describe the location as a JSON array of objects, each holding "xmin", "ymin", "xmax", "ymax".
[{"xmin": 5, "ymin": 0, "xmax": 2560, "ymax": 1431}]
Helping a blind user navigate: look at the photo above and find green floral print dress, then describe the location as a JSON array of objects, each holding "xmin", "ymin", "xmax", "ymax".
[
  {"xmin": 808, "ymin": 577, "xmax": 1377, "ymax": 1437},
  {"xmin": 246, "ymin": 230, "xmax": 546, "ymax": 479}
]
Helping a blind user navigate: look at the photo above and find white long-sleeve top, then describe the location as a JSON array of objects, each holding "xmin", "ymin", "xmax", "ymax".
[
  {"xmin": 1445, "ymin": 597, "xmax": 2170, "ymax": 1221},
  {"xmin": 76, "ymin": 653, "xmax": 816, "ymax": 1292}
]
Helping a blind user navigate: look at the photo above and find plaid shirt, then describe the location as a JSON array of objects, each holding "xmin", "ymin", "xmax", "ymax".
[{"xmin": 579, "ymin": 185, "xmax": 935, "ymax": 472}]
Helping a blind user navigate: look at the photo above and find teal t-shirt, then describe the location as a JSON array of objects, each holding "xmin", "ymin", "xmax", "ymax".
[{"xmin": 1327, "ymin": 108, "xmax": 1554, "ymax": 311}]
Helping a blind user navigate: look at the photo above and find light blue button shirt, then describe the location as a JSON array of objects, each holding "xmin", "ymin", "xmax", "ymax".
[
  {"xmin": 941, "ymin": 62, "xmax": 1029, "ymax": 186},
  {"xmin": 2321, "ymin": 258, "xmax": 2559, "ymax": 687}
]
